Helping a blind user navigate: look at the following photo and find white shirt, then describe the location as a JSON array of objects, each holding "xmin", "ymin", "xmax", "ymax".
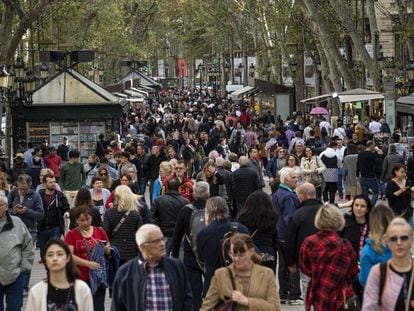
[
  {"xmin": 333, "ymin": 127, "xmax": 346, "ymax": 139},
  {"xmin": 369, "ymin": 121, "xmax": 381, "ymax": 134},
  {"xmin": 335, "ymin": 146, "xmax": 346, "ymax": 168}
]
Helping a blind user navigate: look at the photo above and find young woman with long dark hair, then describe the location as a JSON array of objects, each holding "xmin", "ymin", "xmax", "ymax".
[{"xmin": 27, "ymin": 238, "xmax": 93, "ymax": 310}]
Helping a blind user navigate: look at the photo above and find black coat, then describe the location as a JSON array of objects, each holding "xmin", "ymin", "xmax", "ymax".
[
  {"xmin": 102, "ymin": 208, "xmax": 143, "ymax": 261},
  {"xmin": 38, "ymin": 189, "xmax": 70, "ymax": 234},
  {"xmin": 151, "ymin": 190, "xmax": 189, "ymax": 237},
  {"xmin": 148, "ymin": 153, "xmax": 168, "ymax": 181},
  {"xmin": 231, "ymin": 166, "xmax": 260, "ymax": 205},
  {"xmin": 196, "ymin": 220, "xmax": 249, "ymax": 295},
  {"xmin": 284, "ymin": 198, "xmax": 322, "ymax": 266}
]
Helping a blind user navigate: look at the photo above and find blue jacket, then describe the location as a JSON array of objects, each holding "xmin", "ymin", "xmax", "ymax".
[
  {"xmin": 272, "ymin": 184, "xmax": 299, "ymax": 241},
  {"xmin": 8, "ymin": 188, "xmax": 44, "ymax": 232},
  {"xmin": 359, "ymin": 237, "xmax": 392, "ymax": 287},
  {"xmin": 111, "ymin": 256, "xmax": 193, "ymax": 311}
]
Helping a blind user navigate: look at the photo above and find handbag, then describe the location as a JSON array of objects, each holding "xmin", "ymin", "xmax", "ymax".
[
  {"xmin": 309, "ymin": 156, "xmax": 322, "ymax": 186},
  {"xmin": 343, "ymin": 290, "xmax": 361, "ymax": 311},
  {"xmin": 212, "ymin": 268, "xmax": 236, "ymax": 311},
  {"xmin": 250, "ymin": 230, "xmax": 275, "ymax": 262}
]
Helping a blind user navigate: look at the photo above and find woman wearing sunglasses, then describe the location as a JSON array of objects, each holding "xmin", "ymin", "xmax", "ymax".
[
  {"xmin": 200, "ymin": 233, "xmax": 280, "ymax": 310},
  {"xmin": 363, "ymin": 217, "xmax": 414, "ymax": 310}
]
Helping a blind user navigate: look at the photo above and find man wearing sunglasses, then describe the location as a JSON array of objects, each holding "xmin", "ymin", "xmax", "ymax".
[{"xmin": 111, "ymin": 224, "xmax": 193, "ymax": 311}]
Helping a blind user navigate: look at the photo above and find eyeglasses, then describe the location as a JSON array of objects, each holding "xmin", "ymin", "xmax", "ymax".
[
  {"xmin": 144, "ymin": 237, "xmax": 167, "ymax": 244},
  {"xmin": 388, "ymin": 235, "xmax": 410, "ymax": 243}
]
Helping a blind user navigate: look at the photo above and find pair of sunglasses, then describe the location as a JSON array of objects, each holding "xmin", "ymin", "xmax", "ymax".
[{"xmin": 388, "ymin": 235, "xmax": 410, "ymax": 243}]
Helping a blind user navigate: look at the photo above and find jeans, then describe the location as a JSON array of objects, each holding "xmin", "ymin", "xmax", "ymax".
[
  {"xmin": 337, "ymin": 168, "xmax": 343, "ymax": 198},
  {"xmin": 0, "ymin": 272, "xmax": 25, "ymax": 311},
  {"xmin": 186, "ymin": 264, "xmax": 204, "ymax": 311},
  {"xmin": 38, "ymin": 226, "xmax": 61, "ymax": 258},
  {"xmin": 86, "ymin": 281, "xmax": 106, "ymax": 311},
  {"xmin": 360, "ymin": 177, "xmax": 379, "ymax": 206},
  {"xmin": 277, "ymin": 241, "xmax": 301, "ymax": 301},
  {"xmin": 139, "ymin": 178, "xmax": 147, "ymax": 196}
]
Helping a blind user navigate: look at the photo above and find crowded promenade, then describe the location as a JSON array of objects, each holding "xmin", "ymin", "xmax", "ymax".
[{"xmin": 2, "ymin": 87, "xmax": 414, "ymax": 311}]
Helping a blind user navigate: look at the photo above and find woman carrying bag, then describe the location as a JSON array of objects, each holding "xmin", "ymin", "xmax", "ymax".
[
  {"xmin": 363, "ymin": 217, "xmax": 414, "ymax": 310},
  {"xmin": 200, "ymin": 233, "xmax": 280, "ymax": 311},
  {"xmin": 300, "ymin": 147, "xmax": 326, "ymax": 200}
]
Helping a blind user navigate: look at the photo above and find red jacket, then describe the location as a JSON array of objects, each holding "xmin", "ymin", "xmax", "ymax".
[{"xmin": 299, "ymin": 230, "xmax": 358, "ymax": 311}]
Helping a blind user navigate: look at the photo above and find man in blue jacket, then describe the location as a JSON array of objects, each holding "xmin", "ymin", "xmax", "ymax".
[
  {"xmin": 272, "ymin": 167, "xmax": 302, "ymax": 305},
  {"xmin": 111, "ymin": 224, "xmax": 193, "ymax": 311},
  {"xmin": 7, "ymin": 173, "xmax": 43, "ymax": 295}
]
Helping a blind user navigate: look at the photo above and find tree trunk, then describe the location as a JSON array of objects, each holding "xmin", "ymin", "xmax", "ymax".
[{"xmin": 300, "ymin": 0, "xmax": 356, "ymax": 90}]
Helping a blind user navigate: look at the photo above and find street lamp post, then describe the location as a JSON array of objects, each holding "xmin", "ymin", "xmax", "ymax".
[
  {"xmin": 238, "ymin": 62, "xmax": 243, "ymax": 85},
  {"xmin": 0, "ymin": 57, "xmax": 37, "ymax": 156},
  {"xmin": 198, "ymin": 64, "xmax": 204, "ymax": 89},
  {"xmin": 249, "ymin": 63, "xmax": 255, "ymax": 78}
]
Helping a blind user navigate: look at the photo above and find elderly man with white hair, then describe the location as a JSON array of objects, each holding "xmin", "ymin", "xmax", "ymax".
[
  {"xmin": 111, "ymin": 224, "xmax": 193, "ymax": 311},
  {"xmin": 272, "ymin": 167, "xmax": 302, "ymax": 305}
]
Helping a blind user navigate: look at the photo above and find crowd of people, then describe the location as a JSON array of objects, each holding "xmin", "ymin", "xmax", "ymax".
[{"xmin": 1, "ymin": 87, "xmax": 414, "ymax": 310}]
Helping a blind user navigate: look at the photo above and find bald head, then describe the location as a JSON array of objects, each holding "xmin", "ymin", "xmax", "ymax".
[
  {"xmin": 239, "ymin": 156, "xmax": 249, "ymax": 167},
  {"xmin": 296, "ymin": 183, "xmax": 316, "ymax": 202}
]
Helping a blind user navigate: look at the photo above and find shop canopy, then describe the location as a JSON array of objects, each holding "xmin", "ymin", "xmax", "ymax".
[
  {"xmin": 300, "ymin": 94, "xmax": 331, "ymax": 103},
  {"xmin": 231, "ymin": 86, "xmax": 257, "ymax": 100},
  {"xmin": 396, "ymin": 93, "xmax": 414, "ymax": 114},
  {"xmin": 337, "ymin": 88, "xmax": 384, "ymax": 103}
]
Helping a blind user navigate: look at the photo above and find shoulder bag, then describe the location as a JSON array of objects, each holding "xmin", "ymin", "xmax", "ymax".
[
  {"xmin": 212, "ymin": 267, "xmax": 236, "ymax": 311},
  {"xmin": 111, "ymin": 211, "xmax": 131, "ymax": 237}
]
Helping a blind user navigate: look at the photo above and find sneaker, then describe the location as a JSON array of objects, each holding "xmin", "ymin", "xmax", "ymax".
[
  {"xmin": 289, "ymin": 298, "xmax": 304, "ymax": 305},
  {"xmin": 280, "ymin": 299, "xmax": 288, "ymax": 304}
]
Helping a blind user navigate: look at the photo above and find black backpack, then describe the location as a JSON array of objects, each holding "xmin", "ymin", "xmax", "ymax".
[{"xmin": 219, "ymin": 222, "xmax": 239, "ymax": 266}]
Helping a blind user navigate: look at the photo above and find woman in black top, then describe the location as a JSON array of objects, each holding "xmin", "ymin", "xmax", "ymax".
[
  {"xmin": 237, "ymin": 190, "xmax": 279, "ymax": 272},
  {"xmin": 341, "ymin": 194, "xmax": 372, "ymax": 257},
  {"xmin": 386, "ymin": 163, "xmax": 414, "ymax": 223}
]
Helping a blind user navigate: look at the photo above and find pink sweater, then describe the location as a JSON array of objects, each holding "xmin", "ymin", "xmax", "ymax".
[{"xmin": 362, "ymin": 262, "xmax": 405, "ymax": 310}]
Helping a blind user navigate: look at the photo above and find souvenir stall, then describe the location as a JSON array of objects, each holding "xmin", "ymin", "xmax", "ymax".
[{"xmin": 13, "ymin": 68, "xmax": 126, "ymax": 158}]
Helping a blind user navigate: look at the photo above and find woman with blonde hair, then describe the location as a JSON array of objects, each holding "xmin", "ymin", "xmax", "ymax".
[
  {"xmin": 359, "ymin": 204, "xmax": 395, "ymax": 287},
  {"xmin": 102, "ymin": 185, "xmax": 144, "ymax": 264},
  {"xmin": 152, "ymin": 161, "xmax": 174, "ymax": 203},
  {"xmin": 201, "ymin": 233, "xmax": 280, "ymax": 311},
  {"xmin": 363, "ymin": 217, "xmax": 414, "ymax": 310},
  {"xmin": 299, "ymin": 204, "xmax": 359, "ymax": 310}
]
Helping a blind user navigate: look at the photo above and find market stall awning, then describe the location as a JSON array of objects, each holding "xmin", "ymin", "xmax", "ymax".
[
  {"xmin": 396, "ymin": 94, "xmax": 414, "ymax": 114},
  {"xmin": 231, "ymin": 86, "xmax": 257, "ymax": 100},
  {"xmin": 300, "ymin": 94, "xmax": 331, "ymax": 103},
  {"xmin": 397, "ymin": 94, "xmax": 414, "ymax": 105},
  {"xmin": 337, "ymin": 88, "xmax": 384, "ymax": 103}
]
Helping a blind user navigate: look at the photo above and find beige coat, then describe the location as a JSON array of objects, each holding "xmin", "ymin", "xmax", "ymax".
[{"xmin": 201, "ymin": 263, "xmax": 281, "ymax": 311}]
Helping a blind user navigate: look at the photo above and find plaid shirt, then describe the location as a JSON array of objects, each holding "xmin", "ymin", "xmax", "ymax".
[
  {"xmin": 143, "ymin": 262, "xmax": 173, "ymax": 311},
  {"xmin": 299, "ymin": 230, "xmax": 358, "ymax": 311}
]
